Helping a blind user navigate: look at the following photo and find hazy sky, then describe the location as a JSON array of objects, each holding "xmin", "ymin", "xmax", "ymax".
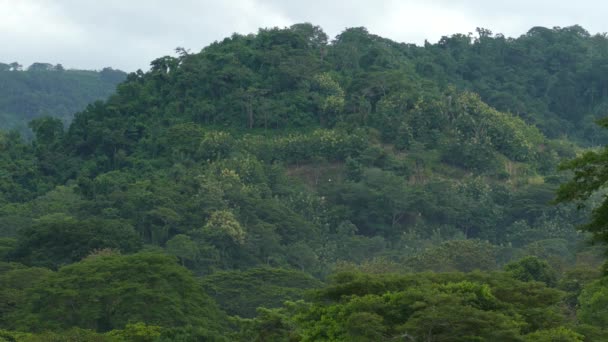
[{"xmin": 1, "ymin": 0, "xmax": 606, "ymax": 71}]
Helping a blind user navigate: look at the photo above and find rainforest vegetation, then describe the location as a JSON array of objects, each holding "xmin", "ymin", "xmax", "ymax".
[{"xmin": 1, "ymin": 23, "xmax": 608, "ymax": 341}]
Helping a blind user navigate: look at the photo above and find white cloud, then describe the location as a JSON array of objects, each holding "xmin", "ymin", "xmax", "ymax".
[
  {"xmin": 371, "ymin": 1, "xmax": 475, "ymax": 44},
  {"xmin": 0, "ymin": 1, "xmax": 82, "ymax": 41},
  {"xmin": 0, "ymin": 0, "xmax": 607, "ymax": 71}
]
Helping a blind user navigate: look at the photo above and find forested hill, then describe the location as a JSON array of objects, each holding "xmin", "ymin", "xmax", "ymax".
[
  {"xmin": 410, "ymin": 25, "xmax": 608, "ymax": 145},
  {"xmin": 1, "ymin": 24, "xmax": 608, "ymax": 340},
  {"xmin": 93, "ymin": 24, "xmax": 608, "ymax": 145},
  {"xmin": 0, "ymin": 62, "xmax": 126, "ymax": 136}
]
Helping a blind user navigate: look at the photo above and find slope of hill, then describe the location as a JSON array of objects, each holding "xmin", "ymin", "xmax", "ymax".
[
  {"xmin": 0, "ymin": 62, "xmax": 126, "ymax": 136},
  {"xmin": 0, "ymin": 24, "xmax": 606, "ymax": 340}
]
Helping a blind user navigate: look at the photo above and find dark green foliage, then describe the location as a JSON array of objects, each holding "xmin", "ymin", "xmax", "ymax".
[
  {"xmin": 556, "ymin": 134, "xmax": 608, "ymax": 245},
  {"xmin": 0, "ymin": 239, "xmax": 15, "ymax": 260},
  {"xmin": 10, "ymin": 214, "xmax": 142, "ymax": 269},
  {"xmin": 0, "ymin": 131, "xmax": 46, "ymax": 203},
  {"xmin": 0, "ymin": 262, "xmax": 52, "ymax": 329},
  {"xmin": 0, "ymin": 23, "xmax": 606, "ymax": 340},
  {"xmin": 405, "ymin": 240, "xmax": 500, "ymax": 272},
  {"xmin": 202, "ymin": 267, "xmax": 322, "ymax": 318},
  {"xmin": 578, "ymin": 276, "xmax": 608, "ymax": 327},
  {"xmin": 558, "ymin": 266, "xmax": 601, "ymax": 310},
  {"xmin": 15, "ymin": 252, "xmax": 226, "ymax": 333}
]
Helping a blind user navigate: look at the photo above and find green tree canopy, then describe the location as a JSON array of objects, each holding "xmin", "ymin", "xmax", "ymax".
[{"xmin": 14, "ymin": 252, "xmax": 227, "ymax": 333}]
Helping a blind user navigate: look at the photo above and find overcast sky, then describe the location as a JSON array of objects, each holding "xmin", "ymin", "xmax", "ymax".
[{"xmin": 1, "ymin": 0, "xmax": 606, "ymax": 72}]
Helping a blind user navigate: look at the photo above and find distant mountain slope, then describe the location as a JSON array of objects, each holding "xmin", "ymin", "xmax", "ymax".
[{"xmin": 0, "ymin": 63, "xmax": 126, "ymax": 136}]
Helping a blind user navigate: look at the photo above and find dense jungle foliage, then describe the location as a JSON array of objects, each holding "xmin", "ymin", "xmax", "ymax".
[{"xmin": 2, "ymin": 23, "xmax": 608, "ymax": 340}]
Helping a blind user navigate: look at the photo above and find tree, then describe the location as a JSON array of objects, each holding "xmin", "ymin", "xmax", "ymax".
[
  {"xmin": 556, "ymin": 130, "xmax": 608, "ymax": 243},
  {"xmin": 27, "ymin": 63, "xmax": 54, "ymax": 72},
  {"xmin": 523, "ymin": 327, "xmax": 584, "ymax": 342},
  {"xmin": 505, "ymin": 256, "xmax": 558, "ymax": 287},
  {"xmin": 165, "ymin": 123, "xmax": 204, "ymax": 158},
  {"xmin": 107, "ymin": 322, "xmax": 162, "ymax": 342},
  {"xmin": 11, "ymin": 214, "xmax": 142, "ymax": 268},
  {"xmin": 16, "ymin": 253, "xmax": 226, "ymax": 333},
  {"xmin": 257, "ymin": 272, "xmax": 566, "ymax": 341},
  {"xmin": 558, "ymin": 266, "xmax": 601, "ymax": 310},
  {"xmin": 29, "ymin": 117, "xmax": 64, "ymax": 146},
  {"xmin": 143, "ymin": 207, "xmax": 180, "ymax": 245},
  {"xmin": 8, "ymin": 62, "xmax": 21, "ymax": 71},
  {"xmin": 313, "ymin": 73, "xmax": 345, "ymax": 126},
  {"xmin": 201, "ymin": 267, "xmax": 322, "ymax": 318},
  {"xmin": 401, "ymin": 299, "xmax": 523, "ymax": 341},
  {"xmin": 405, "ymin": 240, "xmax": 499, "ymax": 272},
  {"xmin": 578, "ymin": 276, "xmax": 608, "ymax": 327},
  {"xmin": 290, "ymin": 23, "xmax": 328, "ymax": 60},
  {"xmin": 0, "ymin": 263, "xmax": 52, "ymax": 329},
  {"xmin": 202, "ymin": 210, "xmax": 246, "ymax": 250},
  {"xmin": 165, "ymin": 234, "xmax": 198, "ymax": 266},
  {"xmin": 345, "ymin": 312, "xmax": 386, "ymax": 341}
]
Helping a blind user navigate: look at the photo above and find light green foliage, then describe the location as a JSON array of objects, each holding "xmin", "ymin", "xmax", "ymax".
[
  {"xmin": 16, "ymin": 328, "xmax": 113, "ymax": 342},
  {"xmin": 240, "ymin": 128, "xmax": 368, "ymax": 164},
  {"xmin": 106, "ymin": 323, "xmax": 161, "ymax": 342},
  {"xmin": 203, "ymin": 210, "xmax": 246, "ymax": 246},
  {"xmin": 243, "ymin": 271, "xmax": 567, "ymax": 341},
  {"xmin": 313, "ymin": 73, "xmax": 345, "ymax": 126},
  {"xmin": 452, "ymin": 92, "xmax": 543, "ymax": 162},
  {"xmin": 523, "ymin": 327, "xmax": 584, "ymax": 342}
]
